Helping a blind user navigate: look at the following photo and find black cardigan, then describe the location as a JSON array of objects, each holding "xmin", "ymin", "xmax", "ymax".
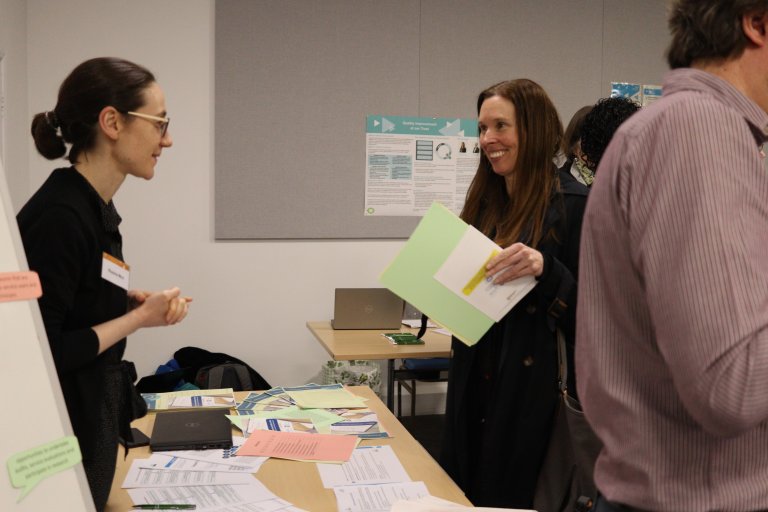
[{"xmin": 16, "ymin": 167, "xmax": 129, "ymax": 459}]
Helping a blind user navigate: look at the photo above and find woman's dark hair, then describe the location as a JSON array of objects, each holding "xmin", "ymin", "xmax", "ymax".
[
  {"xmin": 580, "ymin": 96, "xmax": 640, "ymax": 171},
  {"xmin": 461, "ymin": 79, "xmax": 562, "ymax": 248},
  {"xmin": 561, "ymin": 105, "xmax": 592, "ymax": 161},
  {"xmin": 31, "ymin": 57, "xmax": 156, "ymax": 163},
  {"xmin": 667, "ymin": 0, "xmax": 768, "ymax": 69}
]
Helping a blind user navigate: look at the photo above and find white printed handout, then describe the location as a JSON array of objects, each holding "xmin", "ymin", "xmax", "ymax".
[
  {"xmin": 127, "ymin": 482, "xmax": 277, "ymax": 510},
  {"xmin": 433, "ymin": 225, "xmax": 536, "ymax": 321},
  {"xmin": 316, "ymin": 445, "xmax": 411, "ymax": 488},
  {"xmin": 205, "ymin": 498, "xmax": 305, "ymax": 511},
  {"xmin": 334, "ymin": 481, "xmax": 430, "ymax": 512},
  {"xmin": 143, "ymin": 436, "xmax": 267, "ymax": 473},
  {"xmin": 122, "ymin": 459, "xmax": 256, "ymax": 488},
  {"xmin": 138, "ymin": 453, "xmax": 260, "ymax": 472}
]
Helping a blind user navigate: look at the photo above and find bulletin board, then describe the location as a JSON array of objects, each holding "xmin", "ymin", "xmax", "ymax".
[{"xmin": 214, "ymin": 0, "xmax": 670, "ymax": 239}]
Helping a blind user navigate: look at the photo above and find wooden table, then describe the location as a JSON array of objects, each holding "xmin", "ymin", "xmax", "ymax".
[
  {"xmin": 306, "ymin": 321, "xmax": 452, "ymax": 410},
  {"xmin": 106, "ymin": 386, "xmax": 470, "ymax": 511}
]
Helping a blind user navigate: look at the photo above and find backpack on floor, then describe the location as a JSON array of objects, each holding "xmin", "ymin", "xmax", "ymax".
[
  {"xmin": 174, "ymin": 346, "xmax": 271, "ymax": 391},
  {"xmin": 195, "ymin": 363, "xmax": 253, "ymax": 391}
]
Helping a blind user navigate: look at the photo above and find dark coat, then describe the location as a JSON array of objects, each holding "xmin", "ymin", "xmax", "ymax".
[{"xmin": 440, "ymin": 169, "xmax": 588, "ymax": 508}]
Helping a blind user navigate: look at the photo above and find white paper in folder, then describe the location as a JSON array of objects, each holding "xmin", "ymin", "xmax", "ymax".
[{"xmin": 433, "ymin": 224, "xmax": 537, "ymax": 322}]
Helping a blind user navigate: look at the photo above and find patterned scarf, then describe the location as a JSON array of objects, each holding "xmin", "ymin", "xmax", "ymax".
[{"xmin": 572, "ymin": 158, "xmax": 595, "ymax": 187}]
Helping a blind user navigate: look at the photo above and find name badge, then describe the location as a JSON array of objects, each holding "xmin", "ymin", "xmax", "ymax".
[{"xmin": 101, "ymin": 252, "xmax": 130, "ymax": 290}]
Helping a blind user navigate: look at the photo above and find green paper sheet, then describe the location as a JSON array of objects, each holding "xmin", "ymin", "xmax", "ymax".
[{"xmin": 379, "ymin": 202, "xmax": 494, "ymax": 346}]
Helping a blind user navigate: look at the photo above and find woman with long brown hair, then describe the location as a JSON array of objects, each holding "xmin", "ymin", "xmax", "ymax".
[{"xmin": 440, "ymin": 79, "xmax": 588, "ymax": 507}]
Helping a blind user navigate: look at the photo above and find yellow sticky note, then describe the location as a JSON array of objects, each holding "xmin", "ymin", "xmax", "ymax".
[
  {"xmin": 7, "ymin": 436, "xmax": 82, "ymax": 502},
  {"xmin": 0, "ymin": 271, "xmax": 42, "ymax": 303}
]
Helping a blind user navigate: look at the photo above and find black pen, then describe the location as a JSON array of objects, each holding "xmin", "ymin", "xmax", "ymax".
[{"xmin": 133, "ymin": 505, "xmax": 196, "ymax": 510}]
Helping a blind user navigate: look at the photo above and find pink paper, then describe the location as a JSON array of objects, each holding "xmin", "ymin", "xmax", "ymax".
[
  {"xmin": 0, "ymin": 272, "xmax": 42, "ymax": 303},
  {"xmin": 236, "ymin": 429, "xmax": 358, "ymax": 462}
]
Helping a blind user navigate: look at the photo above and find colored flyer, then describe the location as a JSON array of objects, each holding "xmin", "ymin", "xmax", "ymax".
[
  {"xmin": 0, "ymin": 272, "xmax": 42, "ymax": 303},
  {"xmin": 364, "ymin": 115, "xmax": 480, "ymax": 216},
  {"xmin": 236, "ymin": 430, "xmax": 359, "ymax": 463}
]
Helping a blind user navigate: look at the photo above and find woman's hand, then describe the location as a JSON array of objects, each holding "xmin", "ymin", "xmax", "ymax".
[
  {"xmin": 134, "ymin": 287, "xmax": 191, "ymax": 327},
  {"xmin": 127, "ymin": 289, "xmax": 151, "ymax": 310},
  {"xmin": 486, "ymin": 242, "xmax": 544, "ymax": 285},
  {"xmin": 165, "ymin": 293, "xmax": 192, "ymax": 325},
  {"xmin": 94, "ymin": 287, "xmax": 192, "ymax": 354}
]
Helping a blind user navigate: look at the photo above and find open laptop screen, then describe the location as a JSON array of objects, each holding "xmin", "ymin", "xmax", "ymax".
[{"xmin": 331, "ymin": 288, "xmax": 404, "ymax": 330}]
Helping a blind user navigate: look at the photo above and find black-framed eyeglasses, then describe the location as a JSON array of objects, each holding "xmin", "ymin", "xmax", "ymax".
[{"xmin": 126, "ymin": 111, "xmax": 171, "ymax": 138}]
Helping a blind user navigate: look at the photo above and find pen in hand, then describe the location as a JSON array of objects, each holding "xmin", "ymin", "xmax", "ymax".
[{"xmin": 132, "ymin": 505, "xmax": 196, "ymax": 510}]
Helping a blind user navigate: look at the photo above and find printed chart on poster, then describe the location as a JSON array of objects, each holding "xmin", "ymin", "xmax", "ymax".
[{"xmin": 365, "ymin": 115, "xmax": 480, "ymax": 217}]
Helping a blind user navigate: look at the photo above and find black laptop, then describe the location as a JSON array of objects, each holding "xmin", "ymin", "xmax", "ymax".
[{"xmin": 149, "ymin": 409, "xmax": 233, "ymax": 451}]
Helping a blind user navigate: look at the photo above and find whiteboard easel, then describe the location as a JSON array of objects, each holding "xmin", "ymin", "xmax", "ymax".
[{"xmin": 0, "ymin": 159, "xmax": 94, "ymax": 510}]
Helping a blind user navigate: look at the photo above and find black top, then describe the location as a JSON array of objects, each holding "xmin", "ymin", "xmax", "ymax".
[
  {"xmin": 17, "ymin": 167, "xmax": 137, "ymax": 510},
  {"xmin": 17, "ymin": 167, "xmax": 127, "ymax": 371}
]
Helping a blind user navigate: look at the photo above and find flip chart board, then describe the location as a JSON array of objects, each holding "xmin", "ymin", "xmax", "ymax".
[{"xmin": 0, "ymin": 159, "xmax": 94, "ymax": 510}]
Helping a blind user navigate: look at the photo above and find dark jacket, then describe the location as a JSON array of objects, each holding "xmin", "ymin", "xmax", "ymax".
[{"xmin": 440, "ymin": 169, "xmax": 588, "ymax": 507}]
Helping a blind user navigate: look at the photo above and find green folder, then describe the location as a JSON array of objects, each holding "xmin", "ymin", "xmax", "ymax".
[{"xmin": 379, "ymin": 202, "xmax": 494, "ymax": 346}]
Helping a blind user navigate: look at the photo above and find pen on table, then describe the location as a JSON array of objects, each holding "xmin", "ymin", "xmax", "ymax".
[{"xmin": 132, "ymin": 505, "xmax": 196, "ymax": 510}]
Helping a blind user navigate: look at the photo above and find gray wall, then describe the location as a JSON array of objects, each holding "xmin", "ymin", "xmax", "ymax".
[{"xmin": 215, "ymin": 0, "xmax": 670, "ymax": 239}]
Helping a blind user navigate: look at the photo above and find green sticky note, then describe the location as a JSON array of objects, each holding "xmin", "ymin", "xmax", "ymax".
[
  {"xmin": 380, "ymin": 202, "xmax": 494, "ymax": 345},
  {"xmin": 226, "ymin": 414, "xmax": 249, "ymax": 431},
  {"xmin": 7, "ymin": 436, "xmax": 82, "ymax": 502}
]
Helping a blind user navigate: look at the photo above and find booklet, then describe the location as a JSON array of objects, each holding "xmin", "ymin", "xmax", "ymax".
[{"xmin": 141, "ymin": 388, "xmax": 236, "ymax": 411}]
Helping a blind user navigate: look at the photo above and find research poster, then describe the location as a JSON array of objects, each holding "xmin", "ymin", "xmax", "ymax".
[{"xmin": 365, "ymin": 115, "xmax": 480, "ymax": 216}]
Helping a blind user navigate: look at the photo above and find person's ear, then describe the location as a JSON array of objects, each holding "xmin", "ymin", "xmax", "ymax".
[
  {"xmin": 98, "ymin": 106, "xmax": 122, "ymax": 141},
  {"xmin": 743, "ymin": 11, "xmax": 768, "ymax": 47}
]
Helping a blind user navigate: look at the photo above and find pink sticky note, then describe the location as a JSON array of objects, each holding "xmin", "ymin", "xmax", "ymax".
[
  {"xmin": 0, "ymin": 272, "xmax": 42, "ymax": 303},
  {"xmin": 236, "ymin": 429, "xmax": 358, "ymax": 462}
]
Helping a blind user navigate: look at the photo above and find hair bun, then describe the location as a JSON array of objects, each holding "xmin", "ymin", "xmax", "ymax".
[{"xmin": 31, "ymin": 111, "xmax": 66, "ymax": 160}]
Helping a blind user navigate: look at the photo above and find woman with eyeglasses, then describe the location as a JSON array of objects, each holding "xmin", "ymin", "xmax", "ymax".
[{"xmin": 17, "ymin": 57, "xmax": 189, "ymax": 511}]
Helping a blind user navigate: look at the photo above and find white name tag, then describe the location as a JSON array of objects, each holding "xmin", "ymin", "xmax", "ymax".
[{"xmin": 101, "ymin": 252, "xmax": 130, "ymax": 290}]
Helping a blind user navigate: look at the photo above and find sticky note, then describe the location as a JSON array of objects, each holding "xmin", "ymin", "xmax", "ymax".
[
  {"xmin": 7, "ymin": 436, "xmax": 82, "ymax": 501},
  {"xmin": 0, "ymin": 272, "xmax": 42, "ymax": 303}
]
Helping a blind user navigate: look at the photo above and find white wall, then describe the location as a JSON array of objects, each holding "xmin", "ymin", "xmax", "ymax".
[{"xmin": 23, "ymin": 0, "xmax": 410, "ymax": 399}]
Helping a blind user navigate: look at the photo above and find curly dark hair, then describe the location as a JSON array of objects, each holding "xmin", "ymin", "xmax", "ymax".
[{"xmin": 580, "ymin": 96, "xmax": 640, "ymax": 171}]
